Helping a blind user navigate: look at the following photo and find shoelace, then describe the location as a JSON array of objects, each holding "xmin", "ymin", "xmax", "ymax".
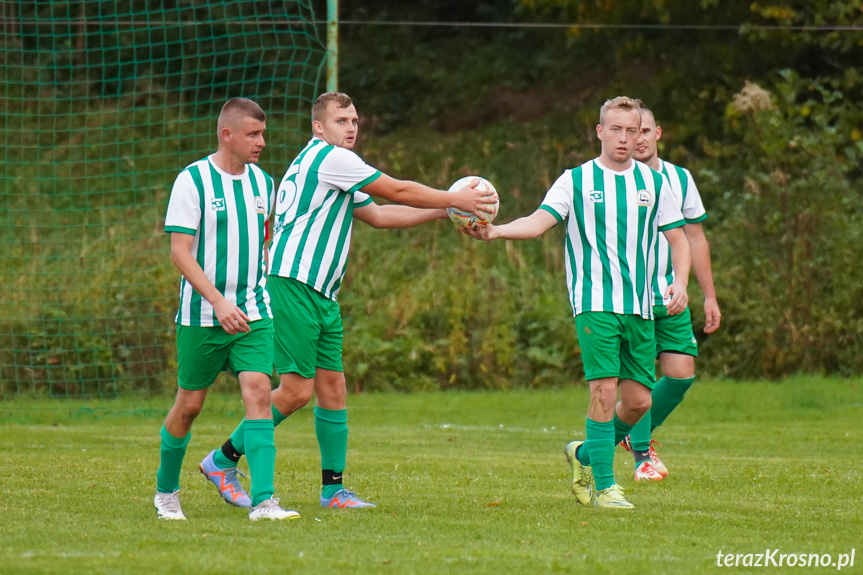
[
  {"xmin": 637, "ymin": 461, "xmax": 659, "ymax": 476},
  {"xmin": 254, "ymin": 498, "xmax": 284, "ymax": 514},
  {"xmin": 224, "ymin": 468, "xmax": 246, "ymax": 482},
  {"xmin": 608, "ymin": 484, "xmax": 626, "ymax": 498},
  {"xmin": 158, "ymin": 492, "xmax": 182, "ymax": 513}
]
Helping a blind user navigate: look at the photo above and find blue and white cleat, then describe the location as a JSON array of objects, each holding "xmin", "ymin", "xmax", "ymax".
[
  {"xmin": 199, "ymin": 449, "xmax": 252, "ymax": 508},
  {"xmin": 320, "ymin": 488, "xmax": 376, "ymax": 509}
]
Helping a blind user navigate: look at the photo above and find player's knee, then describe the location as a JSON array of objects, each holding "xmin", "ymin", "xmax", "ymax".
[
  {"xmin": 293, "ymin": 386, "xmax": 315, "ymax": 406},
  {"xmin": 666, "ymin": 367, "xmax": 695, "ymax": 379},
  {"xmin": 660, "ymin": 355, "xmax": 696, "ymax": 379},
  {"xmin": 274, "ymin": 383, "xmax": 313, "ymax": 411},
  {"xmin": 174, "ymin": 404, "xmax": 202, "ymax": 426},
  {"xmin": 619, "ymin": 395, "xmax": 650, "ymax": 417},
  {"xmin": 315, "ymin": 371, "xmax": 347, "ymax": 405},
  {"xmin": 633, "ymin": 398, "xmax": 651, "ymax": 416}
]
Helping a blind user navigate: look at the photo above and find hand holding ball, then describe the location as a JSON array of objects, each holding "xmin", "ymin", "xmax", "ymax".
[{"xmin": 446, "ymin": 176, "xmax": 500, "ymax": 229}]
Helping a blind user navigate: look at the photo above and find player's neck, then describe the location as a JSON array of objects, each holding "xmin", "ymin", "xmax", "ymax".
[
  {"xmin": 211, "ymin": 150, "xmax": 246, "ymax": 175},
  {"xmin": 596, "ymin": 155, "xmax": 633, "ymax": 173},
  {"xmin": 644, "ymin": 155, "xmax": 661, "ymax": 171}
]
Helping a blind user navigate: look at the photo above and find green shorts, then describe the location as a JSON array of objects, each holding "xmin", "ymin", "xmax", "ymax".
[
  {"xmin": 268, "ymin": 275, "xmax": 343, "ymax": 378},
  {"xmin": 574, "ymin": 311, "xmax": 656, "ymax": 389},
  {"xmin": 175, "ymin": 317, "xmax": 274, "ymax": 390},
  {"xmin": 653, "ymin": 305, "xmax": 699, "ymax": 357}
]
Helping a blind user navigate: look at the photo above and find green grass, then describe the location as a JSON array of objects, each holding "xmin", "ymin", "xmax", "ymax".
[{"xmin": 3, "ymin": 378, "xmax": 861, "ymax": 574}]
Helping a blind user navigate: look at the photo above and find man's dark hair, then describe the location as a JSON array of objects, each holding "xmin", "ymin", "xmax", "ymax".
[{"xmin": 220, "ymin": 97, "xmax": 266, "ymax": 123}]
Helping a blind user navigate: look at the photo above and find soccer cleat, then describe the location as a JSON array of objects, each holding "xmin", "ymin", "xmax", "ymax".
[
  {"xmin": 634, "ymin": 460, "xmax": 664, "ymax": 482},
  {"xmin": 154, "ymin": 490, "xmax": 187, "ymax": 520},
  {"xmin": 563, "ymin": 441, "xmax": 595, "ymax": 506},
  {"xmin": 199, "ymin": 449, "xmax": 252, "ymax": 508},
  {"xmin": 648, "ymin": 440, "xmax": 668, "ymax": 478},
  {"xmin": 320, "ymin": 488, "xmax": 377, "ymax": 509},
  {"xmin": 621, "ymin": 436, "xmax": 669, "ymax": 478},
  {"xmin": 595, "ymin": 484, "xmax": 635, "ymax": 509},
  {"xmin": 248, "ymin": 498, "xmax": 300, "ymax": 521}
]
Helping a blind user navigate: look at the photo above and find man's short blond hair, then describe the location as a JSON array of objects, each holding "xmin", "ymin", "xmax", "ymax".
[
  {"xmin": 312, "ymin": 92, "xmax": 353, "ymax": 122},
  {"xmin": 599, "ymin": 96, "xmax": 643, "ymax": 125}
]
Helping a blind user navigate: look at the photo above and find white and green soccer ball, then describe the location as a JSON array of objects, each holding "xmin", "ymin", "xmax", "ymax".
[{"xmin": 446, "ymin": 176, "xmax": 500, "ymax": 229}]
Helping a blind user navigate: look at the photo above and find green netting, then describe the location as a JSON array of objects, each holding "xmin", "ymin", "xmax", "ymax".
[{"xmin": 0, "ymin": 1, "xmax": 326, "ymax": 398}]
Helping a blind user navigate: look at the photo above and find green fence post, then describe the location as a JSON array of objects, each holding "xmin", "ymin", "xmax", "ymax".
[{"xmin": 327, "ymin": 0, "xmax": 338, "ymax": 92}]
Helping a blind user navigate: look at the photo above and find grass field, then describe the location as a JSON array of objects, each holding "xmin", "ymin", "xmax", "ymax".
[{"xmin": 3, "ymin": 378, "xmax": 861, "ymax": 574}]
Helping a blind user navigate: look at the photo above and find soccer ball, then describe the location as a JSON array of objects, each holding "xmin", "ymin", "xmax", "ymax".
[{"xmin": 446, "ymin": 176, "xmax": 499, "ymax": 229}]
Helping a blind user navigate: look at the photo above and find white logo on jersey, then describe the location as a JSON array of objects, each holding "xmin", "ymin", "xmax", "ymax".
[
  {"xmin": 636, "ymin": 189, "xmax": 653, "ymax": 207},
  {"xmin": 255, "ymin": 196, "xmax": 266, "ymax": 214},
  {"xmin": 588, "ymin": 190, "xmax": 604, "ymax": 203},
  {"xmin": 211, "ymin": 198, "xmax": 226, "ymax": 211},
  {"xmin": 276, "ymin": 177, "xmax": 299, "ymax": 217}
]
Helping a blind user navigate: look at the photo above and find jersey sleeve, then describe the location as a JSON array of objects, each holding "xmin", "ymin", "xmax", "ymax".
[
  {"xmin": 164, "ymin": 169, "xmax": 200, "ymax": 235},
  {"xmin": 538, "ymin": 172, "xmax": 572, "ymax": 223},
  {"xmin": 681, "ymin": 169, "xmax": 707, "ymax": 223},
  {"xmin": 318, "ymin": 147, "xmax": 382, "ymax": 194},
  {"xmin": 657, "ymin": 175, "xmax": 685, "ymax": 231},
  {"xmin": 352, "ymin": 190, "xmax": 374, "ymax": 208}
]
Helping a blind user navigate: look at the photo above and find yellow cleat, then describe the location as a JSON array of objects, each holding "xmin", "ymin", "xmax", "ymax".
[
  {"xmin": 595, "ymin": 484, "xmax": 635, "ymax": 509},
  {"xmin": 563, "ymin": 441, "xmax": 595, "ymax": 506}
]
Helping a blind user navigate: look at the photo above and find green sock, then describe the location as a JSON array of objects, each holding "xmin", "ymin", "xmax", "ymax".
[
  {"xmin": 156, "ymin": 425, "xmax": 190, "ymax": 493},
  {"xmin": 584, "ymin": 418, "xmax": 615, "ymax": 491},
  {"xmin": 629, "ymin": 409, "xmax": 651, "ymax": 451},
  {"xmin": 612, "ymin": 412, "xmax": 634, "ymax": 447},
  {"xmin": 244, "ymin": 419, "xmax": 276, "ymax": 507},
  {"xmin": 215, "ymin": 404, "xmax": 288, "ymax": 469},
  {"xmin": 650, "ymin": 376, "xmax": 695, "ymax": 432},
  {"xmin": 577, "ymin": 414, "xmax": 637, "ymax": 465},
  {"xmin": 315, "ymin": 406, "xmax": 347, "ymax": 499}
]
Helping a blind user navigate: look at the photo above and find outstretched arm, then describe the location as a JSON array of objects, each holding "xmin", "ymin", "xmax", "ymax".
[
  {"xmin": 353, "ymin": 202, "xmax": 448, "ymax": 229},
  {"xmin": 362, "ymin": 174, "xmax": 497, "ymax": 216},
  {"xmin": 464, "ymin": 208, "xmax": 558, "ymax": 241},
  {"xmin": 683, "ymin": 222, "xmax": 721, "ymax": 333}
]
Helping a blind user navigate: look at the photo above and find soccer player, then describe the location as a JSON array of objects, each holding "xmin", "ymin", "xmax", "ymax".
[
  {"xmin": 154, "ymin": 97, "xmax": 298, "ymax": 521},
  {"xmin": 199, "ymin": 92, "xmax": 497, "ymax": 510},
  {"xmin": 466, "ymin": 97, "xmax": 691, "ymax": 509},
  {"xmin": 619, "ymin": 105, "xmax": 721, "ymax": 481}
]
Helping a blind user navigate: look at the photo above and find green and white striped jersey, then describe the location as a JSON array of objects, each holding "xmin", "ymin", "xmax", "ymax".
[
  {"xmin": 268, "ymin": 138, "xmax": 380, "ymax": 300},
  {"xmin": 652, "ymin": 159, "xmax": 707, "ymax": 305},
  {"xmin": 540, "ymin": 159, "xmax": 684, "ymax": 320},
  {"xmin": 165, "ymin": 156, "xmax": 275, "ymax": 327}
]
